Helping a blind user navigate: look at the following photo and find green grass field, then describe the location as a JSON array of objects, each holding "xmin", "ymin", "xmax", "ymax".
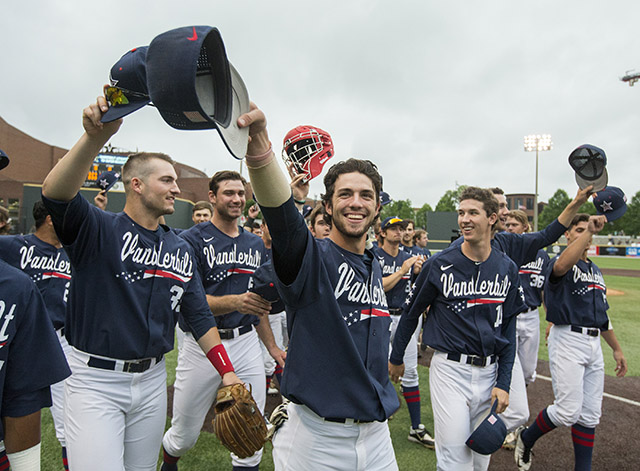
[{"xmin": 39, "ymin": 255, "xmax": 639, "ymax": 470}]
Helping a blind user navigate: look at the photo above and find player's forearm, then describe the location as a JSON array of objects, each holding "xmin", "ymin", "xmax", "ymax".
[
  {"xmin": 496, "ymin": 316, "xmax": 516, "ymax": 392},
  {"xmin": 601, "ymin": 329, "xmax": 622, "ymax": 353},
  {"xmin": 42, "ymin": 132, "xmax": 112, "ymax": 201},
  {"xmin": 206, "ymin": 294, "xmax": 240, "ymax": 316},
  {"xmin": 557, "ymin": 197, "xmax": 583, "ymax": 228},
  {"xmin": 382, "ymin": 272, "xmax": 404, "ymax": 291},
  {"xmin": 3, "ymin": 411, "xmax": 41, "ymax": 453},
  {"xmin": 553, "ymin": 231, "xmax": 592, "ymax": 276},
  {"xmin": 255, "ymin": 315, "xmax": 277, "ymax": 350}
]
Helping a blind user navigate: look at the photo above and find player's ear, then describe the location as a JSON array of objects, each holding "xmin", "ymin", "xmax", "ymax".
[
  {"xmin": 130, "ymin": 176, "xmax": 144, "ymax": 194},
  {"xmin": 488, "ymin": 212, "xmax": 498, "ymax": 227},
  {"xmin": 323, "ymin": 199, "xmax": 332, "ymax": 217},
  {"xmin": 208, "ymin": 190, "xmax": 216, "ymax": 205}
]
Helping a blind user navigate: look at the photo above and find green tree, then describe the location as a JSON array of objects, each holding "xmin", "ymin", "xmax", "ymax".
[
  {"xmin": 610, "ymin": 190, "xmax": 640, "ymax": 236},
  {"xmin": 415, "ymin": 203, "xmax": 433, "ymax": 230},
  {"xmin": 538, "ymin": 189, "xmax": 571, "ymax": 229},
  {"xmin": 435, "ymin": 185, "xmax": 467, "ymax": 212},
  {"xmin": 380, "ymin": 199, "xmax": 415, "ymax": 221}
]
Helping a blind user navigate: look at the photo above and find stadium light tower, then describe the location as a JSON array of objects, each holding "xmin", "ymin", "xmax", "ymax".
[{"xmin": 524, "ymin": 134, "xmax": 552, "ymax": 232}]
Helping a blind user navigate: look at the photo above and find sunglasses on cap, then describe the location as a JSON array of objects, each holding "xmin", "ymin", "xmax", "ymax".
[{"xmin": 105, "ymin": 86, "xmax": 150, "ymax": 107}]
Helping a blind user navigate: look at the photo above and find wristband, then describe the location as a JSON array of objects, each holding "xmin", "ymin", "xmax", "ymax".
[
  {"xmin": 207, "ymin": 344, "xmax": 235, "ymax": 377},
  {"xmin": 245, "ymin": 143, "xmax": 274, "ymax": 168},
  {"xmin": 294, "ymin": 198, "xmax": 306, "ymax": 205}
]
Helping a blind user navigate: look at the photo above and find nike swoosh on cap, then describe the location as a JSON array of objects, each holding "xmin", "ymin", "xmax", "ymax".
[{"xmin": 187, "ymin": 27, "xmax": 198, "ymax": 41}]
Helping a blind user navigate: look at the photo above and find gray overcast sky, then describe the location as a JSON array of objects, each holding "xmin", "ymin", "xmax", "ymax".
[{"xmin": 2, "ymin": 1, "xmax": 639, "ymax": 207}]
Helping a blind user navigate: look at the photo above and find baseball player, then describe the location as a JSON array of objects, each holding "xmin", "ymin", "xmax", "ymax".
[
  {"xmin": 497, "ymin": 209, "xmax": 550, "ymax": 449},
  {"xmin": 191, "ymin": 200, "xmax": 214, "ymax": 225},
  {"xmin": 161, "ymin": 170, "xmax": 284, "ymax": 471},
  {"xmin": 238, "ymin": 104, "xmax": 400, "ymax": 470},
  {"xmin": 373, "ymin": 217, "xmax": 434, "ymax": 448},
  {"xmin": 308, "ymin": 204, "xmax": 332, "ymax": 239},
  {"xmin": 0, "ymin": 201, "xmax": 73, "ymax": 468},
  {"xmin": 399, "ymin": 219, "xmax": 417, "ymax": 254},
  {"xmin": 413, "ymin": 229, "xmax": 432, "ymax": 258},
  {"xmin": 0, "ymin": 150, "xmax": 71, "ymax": 471},
  {"xmin": 41, "ymin": 98, "xmax": 240, "ymax": 471},
  {"xmin": 515, "ymin": 213, "xmax": 627, "ymax": 471},
  {"xmin": 389, "ymin": 186, "xmax": 526, "ymax": 470}
]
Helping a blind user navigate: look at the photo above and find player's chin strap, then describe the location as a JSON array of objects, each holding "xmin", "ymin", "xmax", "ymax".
[
  {"xmin": 246, "ymin": 146, "xmax": 292, "ymax": 208},
  {"xmin": 7, "ymin": 443, "xmax": 41, "ymax": 471}
]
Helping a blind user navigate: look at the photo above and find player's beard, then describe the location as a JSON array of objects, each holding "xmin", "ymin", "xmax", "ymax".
[{"xmin": 331, "ymin": 211, "xmax": 375, "ymax": 240}]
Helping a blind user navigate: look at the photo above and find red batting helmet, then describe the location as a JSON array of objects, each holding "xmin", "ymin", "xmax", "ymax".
[{"xmin": 282, "ymin": 125, "xmax": 334, "ymax": 182}]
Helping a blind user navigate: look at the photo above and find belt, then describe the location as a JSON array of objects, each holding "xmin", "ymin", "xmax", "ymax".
[
  {"xmin": 324, "ymin": 417, "xmax": 373, "ymax": 425},
  {"xmin": 388, "ymin": 308, "xmax": 403, "ymax": 316},
  {"xmin": 571, "ymin": 326, "xmax": 600, "ymax": 337},
  {"xmin": 523, "ymin": 306, "xmax": 538, "ymax": 314},
  {"xmin": 218, "ymin": 324, "xmax": 254, "ymax": 340},
  {"xmin": 447, "ymin": 352, "xmax": 497, "ymax": 367},
  {"xmin": 87, "ymin": 353, "xmax": 164, "ymax": 373}
]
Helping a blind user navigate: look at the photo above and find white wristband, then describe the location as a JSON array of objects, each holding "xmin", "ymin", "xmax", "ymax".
[{"xmin": 7, "ymin": 443, "xmax": 41, "ymax": 471}]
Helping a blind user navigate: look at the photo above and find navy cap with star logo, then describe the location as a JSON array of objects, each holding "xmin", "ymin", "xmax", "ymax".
[
  {"xmin": 592, "ymin": 186, "xmax": 627, "ymax": 222},
  {"xmin": 95, "ymin": 170, "xmax": 121, "ymax": 193}
]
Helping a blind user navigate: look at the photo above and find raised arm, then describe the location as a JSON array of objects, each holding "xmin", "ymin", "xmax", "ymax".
[
  {"xmin": 42, "ymin": 96, "xmax": 122, "ymax": 201},
  {"xmin": 557, "ymin": 186, "xmax": 593, "ymax": 227},
  {"xmin": 553, "ymin": 215, "xmax": 605, "ymax": 277}
]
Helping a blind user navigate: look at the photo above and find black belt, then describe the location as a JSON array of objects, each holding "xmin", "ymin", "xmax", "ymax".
[
  {"xmin": 218, "ymin": 324, "xmax": 253, "ymax": 340},
  {"xmin": 389, "ymin": 308, "xmax": 403, "ymax": 316},
  {"xmin": 87, "ymin": 354, "xmax": 164, "ymax": 373},
  {"xmin": 324, "ymin": 417, "xmax": 374, "ymax": 424},
  {"xmin": 571, "ymin": 326, "xmax": 599, "ymax": 337},
  {"xmin": 447, "ymin": 352, "xmax": 497, "ymax": 367}
]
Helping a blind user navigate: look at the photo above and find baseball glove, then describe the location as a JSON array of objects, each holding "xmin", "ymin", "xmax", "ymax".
[{"xmin": 212, "ymin": 383, "xmax": 267, "ymax": 458}]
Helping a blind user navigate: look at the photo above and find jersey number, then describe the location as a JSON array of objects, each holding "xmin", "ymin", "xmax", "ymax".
[
  {"xmin": 494, "ymin": 305, "xmax": 503, "ymax": 328},
  {"xmin": 170, "ymin": 286, "xmax": 185, "ymax": 313},
  {"xmin": 529, "ymin": 274, "xmax": 544, "ymax": 288}
]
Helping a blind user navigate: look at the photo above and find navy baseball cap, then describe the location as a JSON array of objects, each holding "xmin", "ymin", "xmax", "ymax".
[
  {"xmin": 568, "ymin": 144, "xmax": 608, "ymax": 192},
  {"xmin": 146, "ymin": 26, "xmax": 250, "ymax": 160},
  {"xmin": 302, "ymin": 204, "xmax": 313, "ymax": 219},
  {"xmin": 592, "ymin": 186, "xmax": 627, "ymax": 222},
  {"xmin": 380, "ymin": 191, "xmax": 391, "ymax": 206},
  {"xmin": 101, "ymin": 46, "xmax": 151, "ymax": 123},
  {"xmin": 381, "ymin": 216, "xmax": 408, "ymax": 231},
  {"xmin": 95, "ymin": 170, "xmax": 121, "ymax": 193},
  {"xmin": 249, "ymin": 262, "xmax": 285, "ymax": 313},
  {"xmin": 465, "ymin": 401, "xmax": 507, "ymax": 455},
  {"xmin": 0, "ymin": 149, "xmax": 8, "ymax": 171}
]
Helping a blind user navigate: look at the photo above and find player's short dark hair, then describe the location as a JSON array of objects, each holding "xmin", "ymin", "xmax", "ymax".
[
  {"xmin": 308, "ymin": 204, "xmax": 330, "ymax": 227},
  {"xmin": 122, "ymin": 152, "xmax": 175, "ymax": 188},
  {"xmin": 459, "ymin": 186, "xmax": 499, "ymax": 227},
  {"xmin": 33, "ymin": 201, "xmax": 50, "ymax": 229},
  {"xmin": 404, "ymin": 219, "xmax": 415, "ymax": 229},
  {"xmin": 192, "ymin": 200, "xmax": 214, "ymax": 215},
  {"xmin": 568, "ymin": 213, "xmax": 590, "ymax": 230},
  {"xmin": 209, "ymin": 170, "xmax": 247, "ymax": 195},
  {"xmin": 321, "ymin": 159, "xmax": 382, "ymax": 223},
  {"xmin": 489, "ymin": 187, "xmax": 505, "ymax": 196}
]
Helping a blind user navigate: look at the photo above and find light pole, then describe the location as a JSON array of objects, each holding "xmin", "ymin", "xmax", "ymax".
[{"xmin": 524, "ymin": 134, "xmax": 552, "ymax": 232}]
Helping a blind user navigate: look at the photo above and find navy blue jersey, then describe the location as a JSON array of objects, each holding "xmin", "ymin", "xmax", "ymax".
[
  {"xmin": 390, "ymin": 244, "xmax": 526, "ymax": 391},
  {"xmin": 42, "ymin": 194, "xmax": 215, "ymax": 359},
  {"xmin": 262, "ymin": 199, "xmax": 399, "ymax": 422},
  {"xmin": 0, "ymin": 260, "xmax": 71, "ymax": 440},
  {"xmin": 179, "ymin": 222, "xmax": 265, "ymax": 331},
  {"xmin": 401, "ymin": 244, "xmax": 430, "ymax": 258},
  {"xmin": 451, "ymin": 219, "xmax": 566, "ymax": 267},
  {"xmin": 519, "ymin": 249, "xmax": 550, "ymax": 309},
  {"xmin": 0, "ymin": 234, "xmax": 71, "ymax": 329},
  {"xmin": 544, "ymin": 257, "xmax": 609, "ymax": 329},
  {"xmin": 373, "ymin": 246, "xmax": 413, "ymax": 310}
]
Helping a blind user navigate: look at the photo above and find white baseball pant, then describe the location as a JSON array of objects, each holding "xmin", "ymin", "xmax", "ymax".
[
  {"xmin": 50, "ymin": 329, "xmax": 72, "ymax": 447},
  {"xmin": 65, "ymin": 348, "xmax": 167, "ymax": 471},
  {"xmin": 429, "ymin": 351, "xmax": 496, "ymax": 471},
  {"xmin": 389, "ymin": 315, "xmax": 419, "ymax": 388},
  {"xmin": 498, "ymin": 352, "xmax": 529, "ymax": 432},
  {"xmin": 546, "ymin": 325, "xmax": 604, "ymax": 428},
  {"xmin": 516, "ymin": 308, "xmax": 540, "ymax": 385},
  {"xmin": 272, "ymin": 403, "xmax": 398, "ymax": 471},
  {"xmin": 162, "ymin": 327, "xmax": 266, "ymax": 468}
]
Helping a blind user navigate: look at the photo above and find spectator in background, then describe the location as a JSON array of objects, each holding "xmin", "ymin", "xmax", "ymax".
[
  {"xmin": 308, "ymin": 204, "xmax": 331, "ymax": 239},
  {"xmin": 400, "ymin": 219, "xmax": 416, "ymax": 253},
  {"xmin": 191, "ymin": 200, "xmax": 213, "ymax": 225}
]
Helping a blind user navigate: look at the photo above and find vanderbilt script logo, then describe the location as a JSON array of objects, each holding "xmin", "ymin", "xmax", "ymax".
[
  {"xmin": 19, "ymin": 246, "xmax": 71, "ymax": 274},
  {"xmin": 334, "ymin": 262, "xmax": 387, "ymax": 306},
  {"xmin": 440, "ymin": 272, "xmax": 511, "ymax": 298},
  {"xmin": 121, "ymin": 232, "xmax": 193, "ymax": 277},
  {"xmin": 202, "ymin": 245, "xmax": 262, "ymax": 270}
]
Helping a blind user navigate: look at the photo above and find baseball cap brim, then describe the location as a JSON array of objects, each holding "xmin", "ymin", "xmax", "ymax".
[
  {"xmin": 214, "ymin": 63, "xmax": 249, "ymax": 160},
  {"xmin": 101, "ymin": 98, "xmax": 151, "ymax": 123},
  {"xmin": 601, "ymin": 204, "xmax": 627, "ymax": 222},
  {"xmin": 575, "ymin": 167, "xmax": 608, "ymax": 192}
]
